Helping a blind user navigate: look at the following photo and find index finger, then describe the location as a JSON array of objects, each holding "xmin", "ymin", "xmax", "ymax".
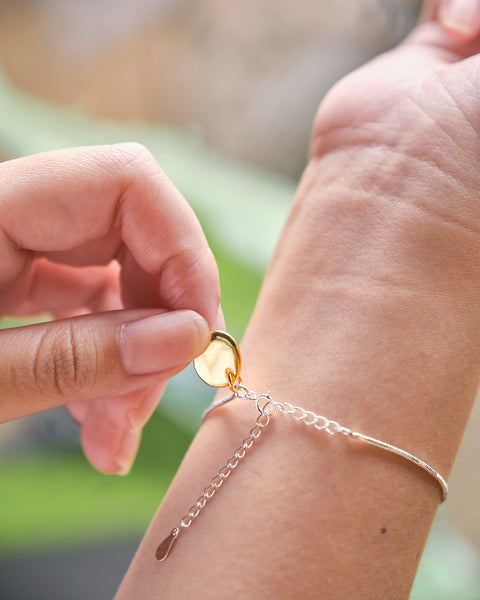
[{"xmin": 0, "ymin": 143, "xmax": 220, "ymax": 326}]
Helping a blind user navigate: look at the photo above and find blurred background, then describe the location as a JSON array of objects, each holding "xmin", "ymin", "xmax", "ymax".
[{"xmin": 0, "ymin": 0, "xmax": 479, "ymax": 598}]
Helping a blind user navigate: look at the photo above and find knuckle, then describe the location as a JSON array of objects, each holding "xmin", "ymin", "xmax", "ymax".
[
  {"xmin": 32, "ymin": 322, "xmax": 97, "ymax": 400},
  {"xmin": 112, "ymin": 142, "xmax": 160, "ymax": 177},
  {"xmin": 162, "ymin": 245, "xmax": 220, "ymax": 307}
]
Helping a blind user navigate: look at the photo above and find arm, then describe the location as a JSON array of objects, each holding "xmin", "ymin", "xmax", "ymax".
[
  {"xmin": 116, "ymin": 162, "xmax": 478, "ymax": 600},
  {"xmin": 116, "ymin": 3, "xmax": 480, "ymax": 597}
]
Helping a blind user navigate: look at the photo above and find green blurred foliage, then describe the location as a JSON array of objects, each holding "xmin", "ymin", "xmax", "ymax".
[{"xmin": 0, "ymin": 411, "xmax": 191, "ymax": 555}]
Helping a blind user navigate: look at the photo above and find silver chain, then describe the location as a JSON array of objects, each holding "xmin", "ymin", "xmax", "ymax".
[
  {"xmin": 232, "ymin": 382, "xmax": 351, "ymax": 436},
  {"xmin": 156, "ymin": 381, "xmax": 448, "ymax": 561},
  {"xmin": 231, "ymin": 382, "xmax": 447, "ymax": 501},
  {"xmin": 155, "ymin": 407, "xmax": 271, "ymax": 561}
]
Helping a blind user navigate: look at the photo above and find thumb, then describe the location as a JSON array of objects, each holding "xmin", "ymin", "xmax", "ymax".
[{"xmin": 0, "ymin": 308, "xmax": 210, "ymax": 423}]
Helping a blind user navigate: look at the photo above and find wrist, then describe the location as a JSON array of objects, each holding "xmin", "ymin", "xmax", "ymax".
[
  {"xmin": 267, "ymin": 148, "xmax": 480, "ymax": 305},
  {"xmin": 239, "ymin": 150, "xmax": 480, "ymax": 474}
]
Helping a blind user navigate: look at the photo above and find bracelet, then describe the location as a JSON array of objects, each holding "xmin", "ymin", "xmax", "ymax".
[{"xmin": 155, "ymin": 331, "xmax": 448, "ymax": 562}]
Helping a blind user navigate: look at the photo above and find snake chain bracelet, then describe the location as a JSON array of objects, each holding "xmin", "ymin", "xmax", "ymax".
[{"xmin": 156, "ymin": 331, "xmax": 448, "ymax": 562}]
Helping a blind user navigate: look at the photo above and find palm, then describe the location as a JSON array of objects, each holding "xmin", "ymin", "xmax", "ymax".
[{"xmin": 309, "ymin": 19, "xmax": 480, "ymax": 225}]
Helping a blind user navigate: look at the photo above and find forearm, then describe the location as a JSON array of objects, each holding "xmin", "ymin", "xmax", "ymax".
[{"xmin": 116, "ymin": 150, "xmax": 480, "ymax": 599}]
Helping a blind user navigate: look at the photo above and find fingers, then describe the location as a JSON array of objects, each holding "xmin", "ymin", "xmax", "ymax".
[
  {"xmin": 420, "ymin": 0, "xmax": 480, "ymax": 34},
  {"xmin": 0, "ymin": 308, "xmax": 210, "ymax": 423},
  {"xmin": 0, "ymin": 143, "xmax": 221, "ymax": 474},
  {"xmin": 66, "ymin": 383, "xmax": 165, "ymax": 474},
  {"xmin": 16, "ymin": 258, "xmax": 122, "ymax": 316},
  {"xmin": 0, "ymin": 143, "xmax": 220, "ymax": 327},
  {"xmin": 80, "ymin": 399, "xmax": 141, "ymax": 474},
  {"xmin": 439, "ymin": 0, "xmax": 480, "ymax": 40},
  {"xmin": 410, "ymin": 0, "xmax": 480, "ymax": 56},
  {"xmin": 102, "ymin": 382, "xmax": 166, "ymax": 431}
]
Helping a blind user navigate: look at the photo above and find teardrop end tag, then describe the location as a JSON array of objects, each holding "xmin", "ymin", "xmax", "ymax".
[{"xmin": 156, "ymin": 529, "xmax": 178, "ymax": 561}]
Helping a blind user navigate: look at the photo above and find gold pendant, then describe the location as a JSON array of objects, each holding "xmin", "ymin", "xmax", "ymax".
[{"xmin": 193, "ymin": 330, "xmax": 241, "ymax": 388}]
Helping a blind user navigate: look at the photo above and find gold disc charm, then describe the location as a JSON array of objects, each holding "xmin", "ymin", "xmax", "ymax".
[{"xmin": 194, "ymin": 331, "xmax": 241, "ymax": 388}]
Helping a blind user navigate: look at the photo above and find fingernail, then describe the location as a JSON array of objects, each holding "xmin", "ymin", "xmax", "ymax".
[
  {"xmin": 127, "ymin": 385, "xmax": 164, "ymax": 431},
  {"xmin": 113, "ymin": 429, "xmax": 140, "ymax": 475},
  {"xmin": 127, "ymin": 410, "xmax": 143, "ymax": 432},
  {"xmin": 103, "ymin": 393, "xmax": 142, "ymax": 432},
  {"xmin": 440, "ymin": 0, "xmax": 480, "ymax": 36},
  {"xmin": 119, "ymin": 310, "xmax": 210, "ymax": 375},
  {"xmin": 81, "ymin": 401, "xmax": 140, "ymax": 475}
]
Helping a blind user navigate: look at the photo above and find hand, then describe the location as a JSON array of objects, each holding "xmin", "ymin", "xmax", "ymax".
[
  {"xmin": 310, "ymin": 0, "xmax": 480, "ymax": 237},
  {"xmin": 260, "ymin": 0, "xmax": 480, "ymax": 340},
  {"xmin": 248, "ymin": 0, "xmax": 480, "ymax": 430},
  {"xmin": 0, "ymin": 143, "xmax": 222, "ymax": 474}
]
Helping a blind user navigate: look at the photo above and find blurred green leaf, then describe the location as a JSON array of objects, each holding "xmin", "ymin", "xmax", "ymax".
[{"xmin": 0, "ymin": 412, "xmax": 192, "ymax": 555}]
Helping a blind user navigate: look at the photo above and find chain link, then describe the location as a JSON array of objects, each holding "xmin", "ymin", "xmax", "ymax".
[
  {"xmin": 230, "ymin": 381, "xmax": 346, "ymax": 436},
  {"xmin": 156, "ymin": 407, "xmax": 271, "ymax": 560},
  {"xmin": 180, "ymin": 410, "xmax": 270, "ymax": 531}
]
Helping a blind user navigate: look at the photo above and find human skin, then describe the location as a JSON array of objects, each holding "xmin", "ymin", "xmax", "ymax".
[
  {"xmin": 0, "ymin": 143, "xmax": 222, "ymax": 474},
  {"xmin": 115, "ymin": 2, "xmax": 480, "ymax": 598}
]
